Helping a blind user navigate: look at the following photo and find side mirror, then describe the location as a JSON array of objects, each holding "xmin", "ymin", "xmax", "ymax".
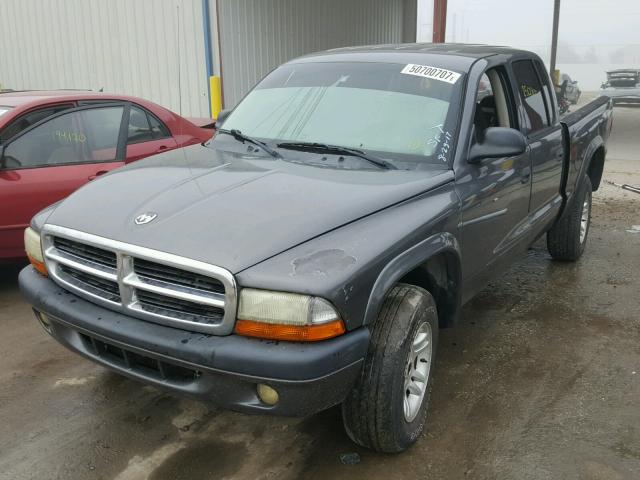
[
  {"xmin": 468, "ymin": 127, "xmax": 527, "ymax": 164},
  {"xmin": 214, "ymin": 109, "xmax": 232, "ymax": 129}
]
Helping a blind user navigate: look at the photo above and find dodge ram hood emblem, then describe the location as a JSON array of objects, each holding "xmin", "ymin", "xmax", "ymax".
[{"xmin": 134, "ymin": 212, "xmax": 158, "ymax": 225}]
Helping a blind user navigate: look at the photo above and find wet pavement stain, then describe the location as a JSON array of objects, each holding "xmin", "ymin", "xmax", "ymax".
[{"xmin": 148, "ymin": 439, "xmax": 247, "ymax": 480}]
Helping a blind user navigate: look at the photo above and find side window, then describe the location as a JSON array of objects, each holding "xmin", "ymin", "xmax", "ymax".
[
  {"xmin": 534, "ymin": 60, "xmax": 555, "ymax": 123},
  {"xmin": 0, "ymin": 104, "xmax": 74, "ymax": 143},
  {"xmin": 473, "ymin": 68, "xmax": 512, "ymax": 138},
  {"xmin": 148, "ymin": 113, "xmax": 170, "ymax": 139},
  {"xmin": 127, "ymin": 106, "xmax": 170, "ymax": 144},
  {"xmin": 1, "ymin": 106, "xmax": 124, "ymax": 169},
  {"xmin": 127, "ymin": 106, "xmax": 154, "ymax": 144},
  {"xmin": 512, "ymin": 60, "xmax": 550, "ymax": 135},
  {"xmin": 80, "ymin": 107, "xmax": 125, "ymax": 161},
  {"xmin": 473, "ymin": 73, "xmax": 497, "ymax": 135},
  {"xmin": 476, "ymin": 74, "xmax": 494, "ymax": 103}
]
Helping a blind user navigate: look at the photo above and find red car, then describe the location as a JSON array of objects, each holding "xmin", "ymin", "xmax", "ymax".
[{"xmin": 0, "ymin": 91, "xmax": 214, "ymax": 260}]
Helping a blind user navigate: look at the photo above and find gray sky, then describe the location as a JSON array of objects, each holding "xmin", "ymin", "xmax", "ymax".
[
  {"xmin": 416, "ymin": 0, "xmax": 640, "ymax": 88},
  {"xmin": 419, "ymin": 0, "xmax": 639, "ymax": 61}
]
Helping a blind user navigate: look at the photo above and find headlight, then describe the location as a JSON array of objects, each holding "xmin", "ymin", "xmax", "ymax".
[
  {"xmin": 235, "ymin": 288, "xmax": 345, "ymax": 342},
  {"xmin": 24, "ymin": 227, "xmax": 47, "ymax": 276}
]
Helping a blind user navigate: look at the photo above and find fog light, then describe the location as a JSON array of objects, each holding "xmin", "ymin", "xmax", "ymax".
[
  {"xmin": 34, "ymin": 309, "xmax": 52, "ymax": 334},
  {"xmin": 257, "ymin": 383, "xmax": 279, "ymax": 406}
]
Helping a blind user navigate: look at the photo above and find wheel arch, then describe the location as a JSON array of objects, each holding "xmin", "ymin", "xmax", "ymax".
[
  {"xmin": 363, "ymin": 232, "xmax": 462, "ymax": 329},
  {"xmin": 587, "ymin": 145, "xmax": 605, "ymax": 191}
]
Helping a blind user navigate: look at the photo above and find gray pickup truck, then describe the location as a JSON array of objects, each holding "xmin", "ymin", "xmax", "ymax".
[{"xmin": 19, "ymin": 44, "xmax": 612, "ymax": 453}]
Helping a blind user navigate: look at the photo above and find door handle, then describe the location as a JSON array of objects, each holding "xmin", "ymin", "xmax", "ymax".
[
  {"xmin": 156, "ymin": 145, "xmax": 169, "ymax": 153},
  {"xmin": 520, "ymin": 173, "xmax": 531, "ymax": 184},
  {"xmin": 88, "ymin": 170, "xmax": 108, "ymax": 181}
]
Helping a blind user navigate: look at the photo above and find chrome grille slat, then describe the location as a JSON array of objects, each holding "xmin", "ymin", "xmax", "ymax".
[
  {"xmin": 134, "ymin": 290, "xmax": 224, "ymax": 323},
  {"xmin": 41, "ymin": 225, "xmax": 237, "ymax": 335},
  {"xmin": 58, "ymin": 264, "xmax": 121, "ymax": 303},
  {"xmin": 53, "ymin": 237, "xmax": 117, "ymax": 268},
  {"xmin": 123, "ymin": 275, "xmax": 226, "ymax": 308},
  {"xmin": 134, "ymin": 258, "xmax": 225, "ymax": 293},
  {"xmin": 47, "ymin": 251, "xmax": 118, "ymax": 281}
]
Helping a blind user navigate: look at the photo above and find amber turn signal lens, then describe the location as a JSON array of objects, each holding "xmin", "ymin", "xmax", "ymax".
[
  {"xmin": 27, "ymin": 254, "xmax": 48, "ymax": 277},
  {"xmin": 24, "ymin": 227, "xmax": 47, "ymax": 277},
  {"xmin": 235, "ymin": 319, "xmax": 346, "ymax": 342}
]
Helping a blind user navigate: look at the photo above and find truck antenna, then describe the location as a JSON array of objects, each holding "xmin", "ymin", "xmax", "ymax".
[{"xmin": 176, "ymin": 4, "xmax": 183, "ymax": 117}]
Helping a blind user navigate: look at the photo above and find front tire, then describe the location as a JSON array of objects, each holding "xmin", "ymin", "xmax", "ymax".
[
  {"xmin": 342, "ymin": 284, "xmax": 438, "ymax": 453},
  {"xmin": 547, "ymin": 175, "xmax": 592, "ymax": 261}
]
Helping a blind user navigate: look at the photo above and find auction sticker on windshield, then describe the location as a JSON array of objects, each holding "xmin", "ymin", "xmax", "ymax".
[{"xmin": 401, "ymin": 64, "xmax": 461, "ymax": 84}]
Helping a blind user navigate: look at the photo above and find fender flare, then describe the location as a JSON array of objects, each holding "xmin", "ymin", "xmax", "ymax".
[
  {"xmin": 577, "ymin": 135, "xmax": 605, "ymax": 185},
  {"xmin": 560, "ymin": 135, "xmax": 604, "ymax": 222},
  {"xmin": 362, "ymin": 232, "xmax": 462, "ymax": 326}
]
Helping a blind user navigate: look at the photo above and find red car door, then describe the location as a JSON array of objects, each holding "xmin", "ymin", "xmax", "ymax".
[
  {"xmin": 125, "ymin": 105, "xmax": 178, "ymax": 162},
  {"xmin": 0, "ymin": 104, "xmax": 127, "ymax": 259}
]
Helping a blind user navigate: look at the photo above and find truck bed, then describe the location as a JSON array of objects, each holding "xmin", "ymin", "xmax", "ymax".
[{"xmin": 559, "ymin": 95, "xmax": 613, "ymax": 207}]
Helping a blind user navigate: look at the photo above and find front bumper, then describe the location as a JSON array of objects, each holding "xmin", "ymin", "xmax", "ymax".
[{"xmin": 19, "ymin": 266, "xmax": 368, "ymax": 416}]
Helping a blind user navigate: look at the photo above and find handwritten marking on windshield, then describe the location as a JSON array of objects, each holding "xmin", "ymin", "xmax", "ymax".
[{"xmin": 438, "ymin": 131, "xmax": 453, "ymax": 163}]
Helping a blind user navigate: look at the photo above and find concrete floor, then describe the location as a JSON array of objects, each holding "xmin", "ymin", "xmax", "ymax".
[{"xmin": 1, "ymin": 104, "xmax": 639, "ymax": 480}]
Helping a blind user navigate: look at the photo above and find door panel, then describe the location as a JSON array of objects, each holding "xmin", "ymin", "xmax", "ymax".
[
  {"xmin": 457, "ymin": 150, "xmax": 532, "ymax": 292},
  {"xmin": 458, "ymin": 66, "xmax": 533, "ymax": 297},
  {"xmin": 528, "ymin": 129, "xmax": 564, "ymax": 215},
  {"xmin": 0, "ymin": 162, "xmax": 123, "ymax": 258},
  {"xmin": 512, "ymin": 59, "xmax": 564, "ymax": 236}
]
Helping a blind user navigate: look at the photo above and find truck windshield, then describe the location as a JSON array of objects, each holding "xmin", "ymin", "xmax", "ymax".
[{"xmin": 218, "ymin": 61, "xmax": 465, "ymax": 167}]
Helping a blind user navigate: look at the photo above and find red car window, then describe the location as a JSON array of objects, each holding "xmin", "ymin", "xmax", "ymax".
[
  {"xmin": 0, "ymin": 104, "xmax": 74, "ymax": 144},
  {"xmin": 127, "ymin": 105, "xmax": 171, "ymax": 144},
  {"xmin": 1, "ymin": 106, "xmax": 124, "ymax": 169}
]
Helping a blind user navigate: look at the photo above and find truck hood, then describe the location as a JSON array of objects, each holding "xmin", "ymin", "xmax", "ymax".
[{"xmin": 46, "ymin": 144, "xmax": 453, "ymax": 273}]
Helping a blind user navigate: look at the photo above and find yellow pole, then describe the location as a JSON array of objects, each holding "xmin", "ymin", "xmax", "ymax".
[{"xmin": 209, "ymin": 76, "xmax": 222, "ymax": 119}]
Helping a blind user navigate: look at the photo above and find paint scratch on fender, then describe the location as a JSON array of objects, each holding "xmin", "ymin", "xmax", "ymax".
[{"xmin": 292, "ymin": 249, "xmax": 356, "ymax": 277}]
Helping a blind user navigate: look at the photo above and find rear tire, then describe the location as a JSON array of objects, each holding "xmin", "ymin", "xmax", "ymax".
[
  {"xmin": 547, "ymin": 176, "xmax": 592, "ymax": 261},
  {"xmin": 342, "ymin": 284, "xmax": 438, "ymax": 453}
]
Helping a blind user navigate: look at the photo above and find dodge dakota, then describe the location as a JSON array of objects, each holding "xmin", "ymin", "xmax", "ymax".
[{"xmin": 18, "ymin": 44, "xmax": 612, "ymax": 452}]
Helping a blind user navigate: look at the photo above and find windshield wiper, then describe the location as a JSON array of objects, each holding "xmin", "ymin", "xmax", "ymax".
[
  {"xmin": 276, "ymin": 142, "xmax": 397, "ymax": 170},
  {"xmin": 217, "ymin": 129, "xmax": 281, "ymax": 158}
]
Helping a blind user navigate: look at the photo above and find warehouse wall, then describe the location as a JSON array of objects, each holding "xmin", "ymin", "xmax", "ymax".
[
  {"xmin": 217, "ymin": 0, "xmax": 417, "ymax": 107},
  {"xmin": 0, "ymin": 0, "xmax": 210, "ymax": 116}
]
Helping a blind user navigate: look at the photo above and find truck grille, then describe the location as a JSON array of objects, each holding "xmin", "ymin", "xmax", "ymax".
[
  {"xmin": 53, "ymin": 237, "xmax": 117, "ymax": 269},
  {"xmin": 58, "ymin": 264, "xmax": 121, "ymax": 303},
  {"xmin": 134, "ymin": 258, "xmax": 225, "ymax": 294},
  {"xmin": 41, "ymin": 225, "xmax": 237, "ymax": 335},
  {"xmin": 136, "ymin": 290, "xmax": 224, "ymax": 323},
  {"xmin": 79, "ymin": 333, "xmax": 201, "ymax": 384}
]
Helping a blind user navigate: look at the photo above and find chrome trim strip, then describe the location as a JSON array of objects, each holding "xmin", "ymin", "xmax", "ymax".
[
  {"xmin": 123, "ymin": 275, "xmax": 226, "ymax": 308},
  {"xmin": 41, "ymin": 224, "xmax": 238, "ymax": 335},
  {"xmin": 46, "ymin": 251, "xmax": 118, "ymax": 281}
]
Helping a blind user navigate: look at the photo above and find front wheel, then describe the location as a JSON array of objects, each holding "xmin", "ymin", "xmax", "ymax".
[
  {"xmin": 547, "ymin": 176, "xmax": 592, "ymax": 261},
  {"xmin": 342, "ymin": 284, "xmax": 439, "ymax": 453}
]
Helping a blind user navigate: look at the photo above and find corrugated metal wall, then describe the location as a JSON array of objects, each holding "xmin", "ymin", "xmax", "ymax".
[
  {"xmin": 217, "ymin": 0, "xmax": 417, "ymax": 107},
  {"xmin": 0, "ymin": 0, "xmax": 210, "ymax": 116}
]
